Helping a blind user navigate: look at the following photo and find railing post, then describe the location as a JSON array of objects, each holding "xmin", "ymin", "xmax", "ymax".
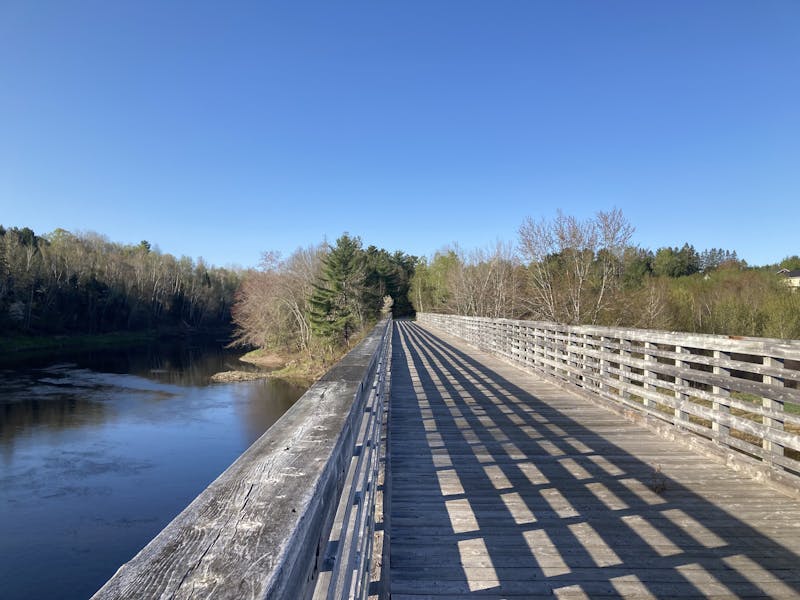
[
  {"xmin": 565, "ymin": 329, "xmax": 573, "ymax": 384},
  {"xmin": 580, "ymin": 332, "xmax": 589, "ymax": 389},
  {"xmin": 414, "ymin": 312, "xmax": 800, "ymax": 492},
  {"xmin": 544, "ymin": 326, "xmax": 555, "ymax": 379},
  {"xmin": 525, "ymin": 324, "xmax": 534, "ymax": 370},
  {"xmin": 577, "ymin": 331, "xmax": 588, "ymax": 388},
  {"xmin": 712, "ymin": 350, "xmax": 731, "ymax": 445},
  {"xmin": 642, "ymin": 341, "xmax": 655, "ymax": 410},
  {"xmin": 598, "ymin": 335, "xmax": 608, "ymax": 393},
  {"xmin": 673, "ymin": 345, "xmax": 689, "ymax": 428},
  {"xmin": 763, "ymin": 356, "xmax": 785, "ymax": 466},
  {"xmin": 509, "ymin": 321, "xmax": 516, "ymax": 363},
  {"xmin": 620, "ymin": 337, "xmax": 632, "ymax": 401}
]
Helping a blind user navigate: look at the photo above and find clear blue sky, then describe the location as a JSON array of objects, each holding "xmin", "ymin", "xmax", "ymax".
[{"xmin": 1, "ymin": 1, "xmax": 798, "ymax": 268}]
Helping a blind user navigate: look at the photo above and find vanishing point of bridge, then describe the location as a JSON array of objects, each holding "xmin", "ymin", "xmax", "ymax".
[{"xmin": 94, "ymin": 316, "xmax": 800, "ymax": 599}]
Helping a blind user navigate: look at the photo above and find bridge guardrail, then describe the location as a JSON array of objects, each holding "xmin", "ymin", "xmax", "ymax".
[
  {"xmin": 93, "ymin": 318, "xmax": 392, "ymax": 600},
  {"xmin": 418, "ymin": 313, "xmax": 800, "ymax": 496},
  {"xmin": 311, "ymin": 316, "xmax": 392, "ymax": 600}
]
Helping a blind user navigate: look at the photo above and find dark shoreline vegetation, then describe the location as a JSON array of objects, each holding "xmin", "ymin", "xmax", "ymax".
[
  {"xmin": 0, "ymin": 330, "xmax": 157, "ymax": 362},
  {"xmin": 0, "ymin": 326, "xmax": 238, "ymax": 365},
  {"xmin": 0, "ymin": 226, "xmax": 417, "ymax": 380},
  {"xmin": 0, "ymin": 226, "xmax": 238, "ymax": 337}
]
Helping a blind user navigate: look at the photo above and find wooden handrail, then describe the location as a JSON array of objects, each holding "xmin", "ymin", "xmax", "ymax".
[
  {"xmin": 92, "ymin": 318, "xmax": 392, "ymax": 600},
  {"xmin": 312, "ymin": 317, "xmax": 392, "ymax": 600},
  {"xmin": 418, "ymin": 313, "xmax": 800, "ymax": 495}
]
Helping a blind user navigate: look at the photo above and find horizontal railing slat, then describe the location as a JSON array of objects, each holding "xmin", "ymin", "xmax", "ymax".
[{"xmin": 418, "ymin": 313, "xmax": 800, "ymax": 495}]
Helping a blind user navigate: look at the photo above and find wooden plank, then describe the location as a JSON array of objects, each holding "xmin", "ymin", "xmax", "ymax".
[{"xmin": 390, "ymin": 320, "xmax": 800, "ymax": 599}]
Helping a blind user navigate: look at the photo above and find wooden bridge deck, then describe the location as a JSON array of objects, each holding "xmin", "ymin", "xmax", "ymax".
[{"xmin": 387, "ymin": 321, "xmax": 800, "ymax": 599}]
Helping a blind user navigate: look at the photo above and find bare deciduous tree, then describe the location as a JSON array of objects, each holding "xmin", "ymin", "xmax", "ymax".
[
  {"xmin": 455, "ymin": 242, "xmax": 525, "ymax": 319},
  {"xmin": 231, "ymin": 245, "xmax": 324, "ymax": 353},
  {"xmin": 518, "ymin": 208, "xmax": 634, "ymax": 324},
  {"xmin": 410, "ymin": 243, "xmax": 525, "ymax": 319}
]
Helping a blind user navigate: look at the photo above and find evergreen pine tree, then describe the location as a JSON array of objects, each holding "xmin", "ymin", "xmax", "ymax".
[{"xmin": 308, "ymin": 234, "xmax": 366, "ymax": 345}]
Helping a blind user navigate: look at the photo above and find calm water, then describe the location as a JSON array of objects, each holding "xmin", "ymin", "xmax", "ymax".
[{"xmin": 0, "ymin": 342, "xmax": 305, "ymax": 600}]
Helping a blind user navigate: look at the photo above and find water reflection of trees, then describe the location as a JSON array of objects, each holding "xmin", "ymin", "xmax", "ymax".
[
  {"xmin": 0, "ymin": 393, "xmax": 110, "ymax": 456},
  {"xmin": 75, "ymin": 341, "xmax": 264, "ymax": 387},
  {"xmin": 0, "ymin": 350, "xmax": 306, "ymax": 455}
]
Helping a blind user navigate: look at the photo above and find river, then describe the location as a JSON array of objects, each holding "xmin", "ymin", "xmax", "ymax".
[{"xmin": 0, "ymin": 341, "xmax": 306, "ymax": 600}]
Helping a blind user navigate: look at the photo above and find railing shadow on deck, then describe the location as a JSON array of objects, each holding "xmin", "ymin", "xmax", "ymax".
[{"xmin": 389, "ymin": 321, "xmax": 800, "ymax": 598}]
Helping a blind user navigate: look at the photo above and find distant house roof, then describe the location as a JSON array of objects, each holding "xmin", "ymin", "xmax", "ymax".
[{"xmin": 778, "ymin": 269, "xmax": 800, "ymax": 278}]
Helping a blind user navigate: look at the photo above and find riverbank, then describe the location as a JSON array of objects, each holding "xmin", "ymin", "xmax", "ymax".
[
  {"xmin": 239, "ymin": 348, "xmax": 326, "ymax": 386},
  {"xmin": 211, "ymin": 347, "xmax": 344, "ymax": 387},
  {"xmin": 0, "ymin": 331, "xmax": 157, "ymax": 363},
  {"xmin": 210, "ymin": 349, "xmax": 305, "ymax": 384},
  {"xmin": 214, "ymin": 328, "xmax": 374, "ymax": 386}
]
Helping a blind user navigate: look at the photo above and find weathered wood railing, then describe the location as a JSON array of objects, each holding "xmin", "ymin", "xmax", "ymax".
[
  {"xmin": 417, "ymin": 313, "xmax": 800, "ymax": 495},
  {"xmin": 93, "ymin": 318, "xmax": 392, "ymax": 600},
  {"xmin": 312, "ymin": 317, "xmax": 392, "ymax": 600}
]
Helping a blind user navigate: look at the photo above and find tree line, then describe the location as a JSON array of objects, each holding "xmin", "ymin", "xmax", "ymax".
[
  {"xmin": 410, "ymin": 209, "xmax": 800, "ymax": 339},
  {"xmin": 0, "ymin": 225, "xmax": 239, "ymax": 335},
  {"xmin": 5, "ymin": 214, "xmax": 796, "ymax": 349},
  {"xmin": 231, "ymin": 234, "xmax": 415, "ymax": 356}
]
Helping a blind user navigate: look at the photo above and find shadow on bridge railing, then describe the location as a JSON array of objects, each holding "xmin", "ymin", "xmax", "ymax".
[{"xmin": 388, "ymin": 321, "xmax": 800, "ymax": 598}]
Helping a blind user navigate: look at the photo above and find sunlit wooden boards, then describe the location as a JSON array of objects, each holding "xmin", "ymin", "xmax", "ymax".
[{"xmin": 387, "ymin": 321, "xmax": 800, "ymax": 599}]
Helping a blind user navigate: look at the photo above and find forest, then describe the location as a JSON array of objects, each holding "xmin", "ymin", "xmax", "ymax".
[
  {"xmin": 0, "ymin": 225, "xmax": 239, "ymax": 336},
  {"xmin": 3, "ymin": 213, "xmax": 798, "ymax": 358},
  {"xmin": 230, "ymin": 234, "xmax": 415, "ymax": 358},
  {"xmin": 409, "ymin": 209, "xmax": 800, "ymax": 340}
]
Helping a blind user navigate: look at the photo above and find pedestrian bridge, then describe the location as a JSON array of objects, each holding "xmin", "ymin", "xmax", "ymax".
[{"xmin": 94, "ymin": 315, "xmax": 800, "ymax": 599}]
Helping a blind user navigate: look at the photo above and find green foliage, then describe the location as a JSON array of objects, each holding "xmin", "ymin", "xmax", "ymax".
[
  {"xmin": 363, "ymin": 247, "xmax": 417, "ymax": 318},
  {"xmin": 779, "ymin": 255, "xmax": 800, "ymax": 271},
  {"xmin": 388, "ymin": 250, "xmax": 417, "ymax": 317},
  {"xmin": 309, "ymin": 234, "xmax": 367, "ymax": 345},
  {"xmin": 306, "ymin": 235, "xmax": 417, "ymax": 348},
  {"xmin": 0, "ymin": 224, "xmax": 239, "ymax": 335},
  {"xmin": 621, "ymin": 247, "xmax": 653, "ymax": 289},
  {"xmin": 627, "ymin": 268, "xmax": 800, "ymax": 339},
  {"xmin": 409, "ymin": 251, "xmax": 461, "ymax": 313},
  {"xmin": 699, "ymin": 248, "xmax": 741, "ymax": 272},
  {"xmin": 763, "ymin": 290, "xmax": 800, "ymax": 339},
  {"xmin": 409, "ymin": 244, "xmax": 525, "ymax": 319},
  {"xmin": 652, "ymin": 244, "xmax": 700, "ymax": 278}
]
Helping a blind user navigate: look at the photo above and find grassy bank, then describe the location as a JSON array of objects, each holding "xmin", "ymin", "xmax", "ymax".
[
  {"xmin": 238, "ymin": 335, "xmax": 371, "ymax": 386},
  {"xmin": 0, "ymin": 331, "xmax": 157, "ymax": 362},
  {"xmin": 234, "ymin": 327, "xmax": 374, "ymax": 386},
  {"xmin": 238, "ymin": 348, "xmax": 328, "ymax": 386}
]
